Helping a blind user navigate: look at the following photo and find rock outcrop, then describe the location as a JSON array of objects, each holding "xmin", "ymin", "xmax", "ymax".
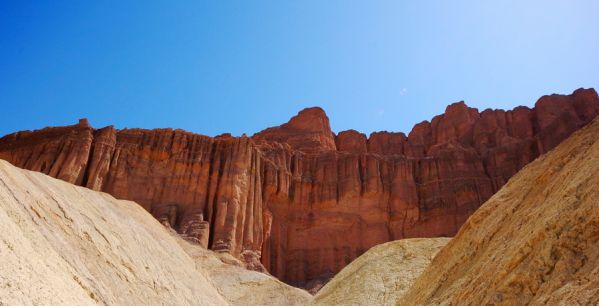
[
  {"xmin": 0, "ymin": 88, "xmax": 597, "ymax": 286},
  {"xmin": 253, "ymin": 107, "xmax": 337, "ymax": 153},
  {"xmin": 399, "ymin": 115, "xmax": 599, "ymax": 305},
  {"xmin": 0, "ymin": 159, "xmax": 311, "ymax": 306},
  {"xmin": 310, "ymin": 238, "xmax": 449, "ymax": 306}
]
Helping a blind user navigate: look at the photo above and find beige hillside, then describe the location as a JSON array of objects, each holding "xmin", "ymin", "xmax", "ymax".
[
  {"xmin": 0, "ymin": 159, "xmax": 310, "ymax": 306},
  {"xmin": 399, "ymin": 117, "xmax": 599, "ymax": 305},
  {"xmin": 310, "ymin": 238, "xmax": 449, "ymax": 306},
  {"xmin": 177, "ymin": 241, "xmax": 312, "ymax": 306}
]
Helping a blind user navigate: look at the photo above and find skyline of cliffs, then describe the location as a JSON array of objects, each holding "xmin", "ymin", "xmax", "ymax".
[{"xmin": 1, "ymin": 87, "xmax": 597, "ymax": 287}]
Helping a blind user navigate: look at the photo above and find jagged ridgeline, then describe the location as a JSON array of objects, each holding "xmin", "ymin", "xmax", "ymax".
[
  {"xmin": 0, "ymin": 88, "xmax": 597, "ymax": 286},
  {"xmin": 310, "ymin": 114, "xmax": 599, "ymax": 305}
]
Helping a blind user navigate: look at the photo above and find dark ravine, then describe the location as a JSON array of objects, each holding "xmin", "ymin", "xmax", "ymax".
[{"xmin": 0, "ymin": 88, "xmax": 597, "ymax": 287}]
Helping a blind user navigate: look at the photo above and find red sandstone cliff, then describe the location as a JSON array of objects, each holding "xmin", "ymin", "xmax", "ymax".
[{"xmin": 0, "ymin": 88, "xmax": 597, "ymax": 286}]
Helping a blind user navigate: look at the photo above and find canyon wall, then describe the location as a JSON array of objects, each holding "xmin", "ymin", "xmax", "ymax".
[
  {"xmin": 399, "ymin": 106, "xmax": 599, "ymax": 305},
  {"xmin": 0, "ymin": 159, "xmax": 311, "ymax": 306},
  {"xmin": 0, "ymin": 88, "xmax": 597, "ymax": 285}
]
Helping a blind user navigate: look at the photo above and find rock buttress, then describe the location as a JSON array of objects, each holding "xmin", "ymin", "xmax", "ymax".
[{"xmin": 0, "ymin": 88, "xmax": 597, "ymax": 285}]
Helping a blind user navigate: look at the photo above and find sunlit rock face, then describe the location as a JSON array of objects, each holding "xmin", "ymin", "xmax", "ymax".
[
  {"xmin": 0, "ymin": 88, "xmax": 597, "ymax": 285},
  {"xmin": 0, "ymin": 159, "xmax": 311, "ymax": 306},
  {"xmin": 399, "ymin": 108, "xmax": 599, "ymax": 305}
]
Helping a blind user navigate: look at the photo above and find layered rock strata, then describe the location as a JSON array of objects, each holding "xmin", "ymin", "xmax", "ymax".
[
  {"xmin": 0, "ymin": 88, "xmax": 597, "ymax": 285},
  {"xmin": 399, "ymin": 108, "xmax": 599, "ymax": 305}
]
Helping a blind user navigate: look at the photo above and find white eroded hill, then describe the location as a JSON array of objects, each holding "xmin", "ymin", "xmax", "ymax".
[{"xmin": 0, "ymin": 159, "xmax": 310, "ymax": 306}]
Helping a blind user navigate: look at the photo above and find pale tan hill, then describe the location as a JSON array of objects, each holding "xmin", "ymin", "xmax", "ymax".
[
  {"xmin": 178, "ymin": 240, "xmax": 312, "ymax": 306},
  {"xmin": 0, "ymin": 159, "xmax": 310, "ymax": 306},
  {"xmin": 399, "ymin": 117, "xmax": 599, "ymax": 305},
  {"xmin": 309, "ymin": 238, "xmax": 449, "ymax": 306}
]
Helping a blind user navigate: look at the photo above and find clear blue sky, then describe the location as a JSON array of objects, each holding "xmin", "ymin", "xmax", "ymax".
[{"xmin": 1, "ymin": 1, "xmax": 598, "ymax": 137}]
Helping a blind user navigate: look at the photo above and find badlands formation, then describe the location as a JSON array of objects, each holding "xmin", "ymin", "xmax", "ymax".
[
  {"xmin": 0, "ymin": 88, "xmax": 597, "ymax": 286},
  {"xmin": 310, "ymin": 238, "xmax": 449, "ymax": 306},
  {"xmin": 310, "ymin": 106, "xmax": 599, "ymax": 305},
  {"xmin": 1, "ymin": 88, "xmax": 599, "ymax": 305},
  {"xmin": 0, "ymin": 159, "xmax": 310, "ymax": 305},
  {"xmin": 399, "ymin": 106, "xmax": 599, "ymax": 304}
]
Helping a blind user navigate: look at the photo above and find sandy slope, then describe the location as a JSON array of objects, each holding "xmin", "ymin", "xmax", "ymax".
[
  {"xmin": 0, "ymin": 159, "xmax": 310, "ymax": 306},
  {"xmin": 309, "ymin": 238, "xmax": 449, "ymax": 306},
  {"xmin": 177, "ymin": 240, "xmax": 311, "ymax": 306},
  {"xmin": 399, "ymin": 117, "xmax": 599, "ymax": 305}
]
